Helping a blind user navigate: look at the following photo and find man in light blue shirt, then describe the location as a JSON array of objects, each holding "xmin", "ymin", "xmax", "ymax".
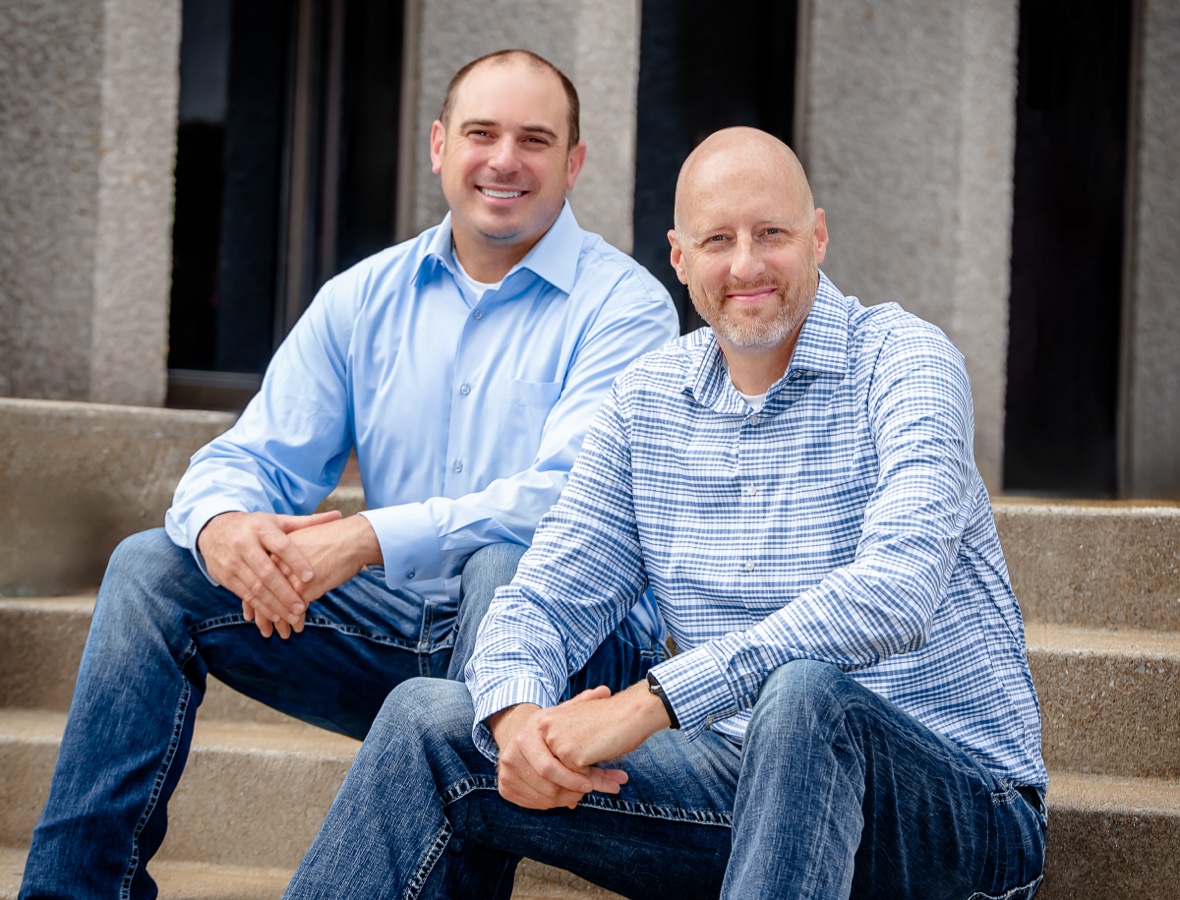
[
  {"xmin": 286, "ymin": 128, "xmax": 1046, "ymax": 899},
  {"xmin": 20, "ymin": 50, "xmax": 677, "ymax": 899}
]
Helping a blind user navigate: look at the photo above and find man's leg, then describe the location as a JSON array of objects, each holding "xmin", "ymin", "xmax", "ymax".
[
  {"xmin": 21, "ymin": 529, "xmax": 446, "ymax": 900},
  {"xmin": 448, "ymin": 542, "xmax": 666, "ymax": 692},
  {"xmin": 286, "ymin": 678, "xmax": 739, "ymax": 900},
  {"xmin": 724, "ymin": 659, "xmax": 1047, "ymax": 899}
]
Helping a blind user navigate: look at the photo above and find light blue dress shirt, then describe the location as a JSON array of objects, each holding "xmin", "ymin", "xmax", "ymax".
[
  {"xmin": 165, "ymin": 202, "xmax": 679, "ymax": 642},
  {"xmin": 468, "ymin": 272, "xmax": 1047, "ymax": 789}
]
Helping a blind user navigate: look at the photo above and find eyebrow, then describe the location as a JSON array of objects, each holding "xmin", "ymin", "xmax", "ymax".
[{"xmin": 458, "ymin": 118, "xmax": 560, "ymax": 140}]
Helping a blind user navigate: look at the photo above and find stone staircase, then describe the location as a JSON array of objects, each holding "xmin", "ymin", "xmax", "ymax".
[{"xmin": 1, "ymin": 397, "xmax": 1177, "ymax": 898}]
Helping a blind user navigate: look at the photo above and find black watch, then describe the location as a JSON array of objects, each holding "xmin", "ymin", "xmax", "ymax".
[{"xmin": 646, "ymin": 671, "xmax": 680, "ymax": 730}]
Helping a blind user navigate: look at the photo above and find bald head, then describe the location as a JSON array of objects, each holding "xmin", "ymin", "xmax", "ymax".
[{"xmin": 673, "ymin": 127, "xmax": 814, "ymax": 234}]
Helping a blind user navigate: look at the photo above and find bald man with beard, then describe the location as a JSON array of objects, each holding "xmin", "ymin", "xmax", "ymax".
[{"xmin": 285, "ymin": 128, "xmax": 1048, "ymax": 900}]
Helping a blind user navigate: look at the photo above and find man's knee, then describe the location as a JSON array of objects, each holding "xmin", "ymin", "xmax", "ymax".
[
  {"xmin": 373, "ymin": 677, "xmax": 475, "ymax": 742},
  {"xmin": 750, "ymin": 659, "xmax": 857, "ymax": 733},
  {"xmin": 457, "ymin": 543, "xmax": 526, "ymax": 625}
]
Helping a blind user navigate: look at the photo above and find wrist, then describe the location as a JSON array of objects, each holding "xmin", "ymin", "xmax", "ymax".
[{"xmin": 644, "ymin": 671, "xmax": 680, "ymax": 730}]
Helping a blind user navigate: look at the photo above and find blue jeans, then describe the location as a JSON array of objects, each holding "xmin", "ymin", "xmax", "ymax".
[
  {"xmin": 286, "ymin": 660, "xmax": 1046, "ymax": 900},
  {"xmin": 20, "ymin": 529, "xmax": 663, "ymax": 899}
]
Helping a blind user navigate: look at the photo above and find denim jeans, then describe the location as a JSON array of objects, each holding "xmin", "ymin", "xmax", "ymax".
[
  {"xmin": 20, "ymin": 529, "xmax": 663, "ymax": 900},
  {"xmin": 286, "ymin": 659, "xmax": 1046, "ymax": 900}
]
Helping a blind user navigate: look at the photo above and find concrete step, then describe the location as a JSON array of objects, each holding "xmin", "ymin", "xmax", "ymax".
[
  {"xmin": 1028, "ymin": 622, "xmax": 1180, "ymax": 779},
  {"xmin": 7, "ymin": 599, "xmax": 1178, "ymax": 779},
  {"xmin": 1038, "ymin": 772, "xmax": 1180, "ymax": 900},
  {"xmin": 994, "ymin": 499, "xmax": 1180, "ymax": 632},
  {"xmin": 0, "ymin": 710, "xmax": 622, "ymax": 899},
  {"xmin": 0, "ymin": 845, "xmax": 621, "ymax": 900}
]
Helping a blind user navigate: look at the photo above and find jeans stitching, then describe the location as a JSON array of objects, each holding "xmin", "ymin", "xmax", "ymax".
[
  {"xmin": 967, "ymin": 872, "xmax": 1043, "ymax": 900},
  {"xmin": 189, "ymin": 614, "xmax": 442, "ymax": 652},
  {"xmin": 402, "ymin": 821, "xmax": 452, "ymax": 900},
  {"xmin": 121, "ymin": 661, "xmax": 194, "ymax": 899},
  {"xmin": 577, "ymin": 792, "xmax": 734, "ymax": 826}
]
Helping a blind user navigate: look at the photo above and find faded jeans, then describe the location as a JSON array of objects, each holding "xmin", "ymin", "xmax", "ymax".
[
  {"xmin": 286, "ymin": 659, "xmax": 1046, "ymax": 900},
  {"xmin": 20, "ymin": 529, "xmax": 663, "ymax": 899}
]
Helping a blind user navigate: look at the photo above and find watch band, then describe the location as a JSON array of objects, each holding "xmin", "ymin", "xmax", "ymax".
[{"xmin": 646, "ymin": 670, "xmax": 680, "ymax": 730}]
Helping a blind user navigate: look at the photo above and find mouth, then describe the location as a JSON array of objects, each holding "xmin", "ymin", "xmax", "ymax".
[
  {"xmin": 725, "ymin": 286, "xmax": 779, "ymax": 304},
  {"xmin": 478, "ymin": 187, "xmax": 527, "ymax": 200}
]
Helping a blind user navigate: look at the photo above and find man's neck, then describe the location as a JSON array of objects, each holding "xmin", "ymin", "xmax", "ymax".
[
  {"xmin": 719, "ymin": 337, "xmax": 797, "ymax": 396},
  {"xmin": 452, "ymin": 231, "xmax": 543, "ymax": 283}
]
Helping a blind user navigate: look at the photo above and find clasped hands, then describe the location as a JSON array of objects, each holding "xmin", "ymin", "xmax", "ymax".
[
  {"xmin": 488, "ymin": 681, "xmax": 672, "ymax": 811},
  {"xmin": 196, "ymin": 510, "xmax": 382, "ymax": 638}
]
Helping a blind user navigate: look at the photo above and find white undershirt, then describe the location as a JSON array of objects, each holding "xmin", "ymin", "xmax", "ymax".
[
  {"xmin": 721, "ymin": 357, "xmax": 766, "ymax": 410},
  {"xmin": 452, "ymin": 255, "xmax": 503, "ymax": 307}
]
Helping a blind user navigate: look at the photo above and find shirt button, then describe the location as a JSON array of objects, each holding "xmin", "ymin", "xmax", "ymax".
[
  {"xmin": 472, "ymin": 310, "xmax": 483, "ymax": 320},
  {"xmin": 745, "ymin": 484, "xmax": 757, "ymax": 496},
  {"xmin": 745, "ymin": 560, "xmax": 756, "ymax": 572},
  {"xmin": 704, "ymin": 715, "xmax": 714, "ymax": 728},
  {"xmin": 453, "ymin": 459, "xmax": 464, "ymax": 473},
  {"xmin": 406, "ymin": 570, "xmax": 416, "ymax": 580},
  {"xmin": 748, "ymin": 415, "xmax": 760, "ymax": 426},
  {"xmin": 460, "ymin": 383, "xmax": 471, "ymax": 395}
]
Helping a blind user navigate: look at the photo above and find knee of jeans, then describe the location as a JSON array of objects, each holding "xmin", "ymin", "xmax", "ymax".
[
  {"xmin": 458, "ymin": 543, "xmax": 526, "ymax": 621},
  {"xmin": 750, "ymin": 659, "xmax": 854, "ymax": 735},
  {"xmin": 95, "ymin": 529, "xmax": 201, "ymax": 630},
  {"xmin": 372, "ymin": 677, "xmax": 474, "ymax": 744}
]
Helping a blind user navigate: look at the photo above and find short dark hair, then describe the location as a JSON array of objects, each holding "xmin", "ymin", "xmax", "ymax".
[{"xmin": 438, "ymin": 49, "xmax": 581, "ymax": 148}]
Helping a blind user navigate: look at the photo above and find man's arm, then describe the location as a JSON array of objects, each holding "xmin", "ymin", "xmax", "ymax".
[{"xmin": 357, "ymin": 280, "xmax": 678, "ymax": 595}]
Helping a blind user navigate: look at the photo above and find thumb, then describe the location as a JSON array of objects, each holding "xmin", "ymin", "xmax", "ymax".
[
  {"xmin": 566, "ymin": 685, "xmax": 612, "ymax": 705},
  {"xmin": 275, "ymin": 510, "xmax": 344, "ymax": 533}
]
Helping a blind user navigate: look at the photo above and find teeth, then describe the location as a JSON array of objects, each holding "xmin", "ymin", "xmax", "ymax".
[{"xmin": 481, "ymin": 188, "xmax": 523, "ymax": 199}]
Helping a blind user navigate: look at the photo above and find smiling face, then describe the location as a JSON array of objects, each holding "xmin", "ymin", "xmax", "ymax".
[
  {"xmin": 669, "ymin": 129, "xmax": 828, "ymax": 377},
  {"xmin": 430, "ymin": 55, "xmax": 586, "ymax": 281}
]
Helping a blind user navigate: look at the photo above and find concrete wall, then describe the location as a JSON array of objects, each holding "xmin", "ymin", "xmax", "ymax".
[
  {"xmin": 1122, "ymin": 0, "xmax": 1180, "ymax": 498},
  {"xmin": 0, "ymin": 0, "xmax": 180, "ymax": 408},
  {"xmin": 399, "ymin": 0, "xmax": 643, "ymax": 251},
  {"xmin": 796, "ymin": 0, "xmax": 1019, "ymax": 492}
]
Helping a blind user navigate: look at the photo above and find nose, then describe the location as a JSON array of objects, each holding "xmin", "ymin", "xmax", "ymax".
[
  {"xmin": 729, "ymin": 234, "xmax": 765, "ymax": 282},
  {"xmin": 488, "ymin": 137, "xmax": 522, "ymax": 175}
]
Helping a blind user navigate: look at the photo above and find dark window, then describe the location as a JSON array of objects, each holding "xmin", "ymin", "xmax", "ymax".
[
  {"xmin": 1004, "ymin": 0, "xmax": 1133, "ymax": 496},
  {"xmin": 633, "ymin": 0, "xmax": 798, "ymax": 331},
  {"xmin": 169, "ymin": 0, "xmax": 404, "ymax": 409}
]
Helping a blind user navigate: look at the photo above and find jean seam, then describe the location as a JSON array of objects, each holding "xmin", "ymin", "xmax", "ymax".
[
  {"xmin": 966, "ymin": 872, "xmax": 1043, "ymax": 900},
  {"xmin": 577, "ymin": 792, "xmax": 733, "ymax": 826},
  {"xmin": 402, "ymin": 821, "xmax": 452, "ymax": 900},
  {"xmin": 188, "ymin": 614, "xmax": 447, "ymax": 653},
  {"xmin": 121, "ymin": 644, "xmax": 196, "ymax": 899}
]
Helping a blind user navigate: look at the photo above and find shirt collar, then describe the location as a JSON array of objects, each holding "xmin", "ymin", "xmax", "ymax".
[
  {"xmin": 683, "ymin": 270, "xmax": 850, "ymax": 408},
  {"xmin": 415, "ymin": 201, "xmax": 580, "ymax": 294}
]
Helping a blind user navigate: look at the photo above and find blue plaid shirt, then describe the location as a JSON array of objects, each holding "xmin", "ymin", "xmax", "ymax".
[{"xmin": 469, "ymin": 272, "xmax": 1047, "ymax": 789}]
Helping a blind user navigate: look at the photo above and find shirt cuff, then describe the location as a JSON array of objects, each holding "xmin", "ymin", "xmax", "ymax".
[
  {"xmin": 471, "ymin": 678, "xmax": 556, "ymax": 762},
  {"xmin": 647, "ymin": 646, "xmax": 742, "ymax": 742},
  {"xmin": 165, "ymin": 500, "xmax": 249, "ymax": 584},
  {"xmin": 358, "ymin": 502, "xmax": 443, "ymax": 590}
]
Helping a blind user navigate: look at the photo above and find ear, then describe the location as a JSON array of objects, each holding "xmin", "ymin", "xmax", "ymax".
[
  {"xmin": 813, "ymin": 208, "xmax": 829, "ymax": 266},
  {"xmin": 667, "ymin": 229, "xmax": 689, "ymax": 285},
  {"xmin": 429, "ymin": 120, "xmax": 446, "ymax": 175},
  {"xmin": 565, "ymin": 141, "xmax": 588, "ymax": 190}
]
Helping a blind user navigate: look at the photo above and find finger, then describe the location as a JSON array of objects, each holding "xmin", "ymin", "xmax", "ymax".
[
  {"xmin": 273, "ymin": 617, "xmax": 292, "ymax": 640},
  {"xmin": 566, "ymin": 685, "xmax": 611, "ymax": 704},
  {"xmin": 257, "ymin": 529, "xmax": 316, "ymax": 589},
  {"xmin": 241, "ymin": 599, "xmax": 255, "ymax": 622},
  {"xmin": 253, "ymin": 612, "xmax": 274, "ymax": 639},
  {"xmin": 236, "ymin": 540, "xmax": 308, "ymax": 620},
  {"xmin": 588, "ymin": 767, "xmax": 629, "ymax": 794},
  {"xmin": 275, "ymin": 510, "xmax": 343, "ymax": 533},
  {"xmin": 518, "ymin": 731, "xmax": 594, "ymax": 797}
]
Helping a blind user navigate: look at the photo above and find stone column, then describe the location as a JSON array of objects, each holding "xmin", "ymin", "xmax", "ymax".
[
  {"xmin": 398, "ymin": 0, "xmax": 643, "ymax": 252},
  {"xmin": 796, "ymin": 0, "xmax": 1020, "ymax": 492},
  {"xmin": 0, "ymin": 0, "xmax": 180, "ymax": 407},
  {"xmin": 1121, "ymin": 0, "xmax": 1180, "ymax": 498}
]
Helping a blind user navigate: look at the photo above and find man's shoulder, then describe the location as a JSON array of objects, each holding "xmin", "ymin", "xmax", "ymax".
[
  {"xmin": 322, "ymin": 223, "xmax": 444, "ymax": 299},
  {"xmin": 844, "ymin": 293, "xmax": 961, "ymax": 362},
  {"xmin": 569, "ymin": 229, "xmax": 672, "ymax": 306},
  {"xmin": 613, "ymin": 328, "xmax": 708, "ymax": 394}
]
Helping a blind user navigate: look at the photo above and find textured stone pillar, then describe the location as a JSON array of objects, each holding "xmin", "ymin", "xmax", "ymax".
[
  {"xmin": 796, "ymin": 0, "xmax": 1019, "ymax": 491},
  {"xmin": 0, "ymin": 0, "xmax": 180, "ymax": 407},
  {"xmin": 400, "ymin": 0, "xmax": 642, "ymax": 251},
  {"xmin": 1121, "ymin": 0, "xmax": 1180, "ymax": 498}
]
